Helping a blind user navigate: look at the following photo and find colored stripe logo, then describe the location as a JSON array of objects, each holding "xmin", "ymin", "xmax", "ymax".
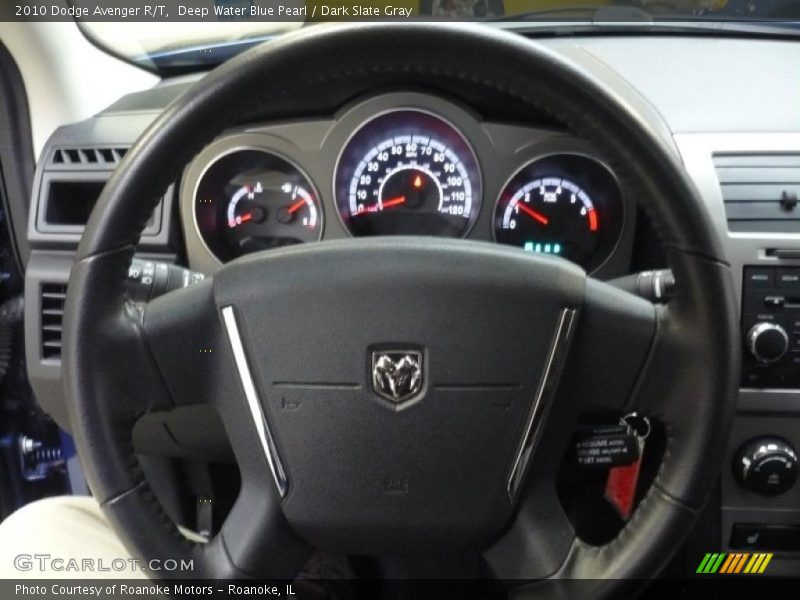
[{"xmin": 696, "ymin": 552, "xmax": 773, "ymax": 574}]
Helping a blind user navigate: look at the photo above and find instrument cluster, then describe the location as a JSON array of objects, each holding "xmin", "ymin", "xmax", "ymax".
[{"xmin": 182, "ymin": 93, "xmax": 629, "ymax": 275}]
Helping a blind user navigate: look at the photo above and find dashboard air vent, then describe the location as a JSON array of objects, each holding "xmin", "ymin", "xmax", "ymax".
[
  {"xmin": 714, "ymin": 153, "xmax": 800, "ymax": 233},
  {"xmin": 50, "ymin": 147, "xmax": 128, "ymax": 167},
  {"xmin": 41, "ymin": 283, "xmax": 66, "ymax": 360}
]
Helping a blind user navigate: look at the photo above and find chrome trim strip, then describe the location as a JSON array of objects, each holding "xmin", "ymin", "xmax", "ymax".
[
  {"xmin": 221, "ymin": 306, "xmax": 288, "ymax": 498},
  {"xmin": 507, "ymin": 308, "xmax": 578, "ymax": 500}
]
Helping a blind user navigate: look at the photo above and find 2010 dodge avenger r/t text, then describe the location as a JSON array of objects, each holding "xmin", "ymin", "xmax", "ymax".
[{"xmin": 0, "ymin": 1, "xmax": 798, "ymax": 598}]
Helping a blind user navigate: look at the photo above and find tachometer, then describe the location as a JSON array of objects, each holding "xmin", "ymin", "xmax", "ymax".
[
  {"xmin": 335, "ymin": 110, "xmax": 481, "ymax": 237},
  {"xmin": 194, "ymin": 149, "xmax": 322, "ymax": 262},
  {"xmin": 494, "ymin": 154, "xmax": 624, "ymax": 270},
  {"xmin": 496, "ymin": 177, "xmax": 599, "ymax": 263}
]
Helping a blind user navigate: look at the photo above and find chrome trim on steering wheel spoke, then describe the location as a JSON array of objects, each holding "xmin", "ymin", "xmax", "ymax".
[
  {"xmin": 507, "ymin": 307, "xmax": 579, "ymax": 500},
  {"xmin": 221, "ymin": 306, "xmax": 288, "ymax": 498}
]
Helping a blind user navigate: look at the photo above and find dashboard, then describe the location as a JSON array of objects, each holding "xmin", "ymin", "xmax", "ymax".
[
  {"xmin": 10, "ymin": 31, "xmax": 800, "ymax": 573},
  {"xmin": 181, "ymin": 93, "xmax": 631, "ymax": 276}
]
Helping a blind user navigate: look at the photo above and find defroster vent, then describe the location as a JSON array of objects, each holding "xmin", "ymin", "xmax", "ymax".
[{"xmin": 50, "ymin": 147, "xmax": 128, "ymax": 168}]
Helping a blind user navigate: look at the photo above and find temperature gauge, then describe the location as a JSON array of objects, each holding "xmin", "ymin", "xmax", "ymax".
[{"xmin": 195, "ymin": 150, "xmax": 322, "ymax": 262}]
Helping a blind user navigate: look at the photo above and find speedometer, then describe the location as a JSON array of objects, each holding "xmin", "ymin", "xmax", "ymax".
[{"xmin": 335, "ymin": 110, "xmax": 481, "ymax": 237}]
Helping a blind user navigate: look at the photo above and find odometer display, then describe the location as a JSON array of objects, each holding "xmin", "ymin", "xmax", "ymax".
[{"xmin": 335, "ymin": 110, "xmax": 481, "ymax": 237}]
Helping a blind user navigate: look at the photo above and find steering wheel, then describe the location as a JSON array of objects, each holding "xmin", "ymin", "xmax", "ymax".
[{"xmin": 63, "ymin": 23, "xmax": 739, "ymax": 596}]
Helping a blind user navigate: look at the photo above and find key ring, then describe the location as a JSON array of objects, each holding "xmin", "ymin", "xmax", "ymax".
[{"xmin": 622, "ymin": 412, "xmax": 651, "ymax": 440}]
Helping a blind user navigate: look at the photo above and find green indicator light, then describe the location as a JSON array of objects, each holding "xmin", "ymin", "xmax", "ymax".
[{"xmin": 523, "ymin": 241, "xmax": 563, "ymax": 255}]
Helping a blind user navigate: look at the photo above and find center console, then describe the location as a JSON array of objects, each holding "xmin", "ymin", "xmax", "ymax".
[
  {"xmin": 675, "ymin": 133, "xmax": 800, "ymax": 575},
  {"xmin": 742, "ymin": 266, "xmax": 800, "ymax": 388}
]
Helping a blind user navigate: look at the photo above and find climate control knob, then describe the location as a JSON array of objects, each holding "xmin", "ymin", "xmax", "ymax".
[
  {"xmin": 734, "ymin": 437, "xmax": 798, "ymax": 496},
  {"xmin": 747, "ymin": 322, "xmax": 789, "ymax": 363}
]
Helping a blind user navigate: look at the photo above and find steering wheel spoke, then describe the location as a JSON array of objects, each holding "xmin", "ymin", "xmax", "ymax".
[
  {"xmin": 493, "ymin": 255, "xmax": 737, "ymax": 585},
  {"xmin": 486, "ymin": 269, "xmax": 721, "ymax": 583},
  {"xmin": 482, "ymin": 280, "xmax": 653, "ymax": 581},
  {"xmin": 212, "ymin": 473, "xmax": 312, "ymax": 578},
  {"xmin": 556, "ymin": 278, "xmax": 659, "ymax": 417},
  {"xmin": 484, "ymin": 471, "xmax": 577, "ymax": 581},
  {"xmin": 142, "ymin": 277, "xmax": 226, "ymax": 408}
]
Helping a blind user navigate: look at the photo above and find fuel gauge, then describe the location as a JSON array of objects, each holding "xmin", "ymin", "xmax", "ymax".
[{"xmin": 194, "ymin": 150, "xmax": 322, "ymax": 262}]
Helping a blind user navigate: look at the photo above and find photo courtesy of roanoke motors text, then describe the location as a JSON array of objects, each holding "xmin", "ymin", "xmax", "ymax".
[{"xmin": 0, "ymin": 0, "xmax": 799, "ymax": 599}]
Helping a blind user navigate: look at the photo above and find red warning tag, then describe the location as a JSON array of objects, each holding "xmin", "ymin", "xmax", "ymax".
[
  {"xmin": 604, "ymin": 458, "xmax": 642, "ymax": 521},
  {"xmin": 604, "ymin": 413, "xmax": 650, "ymax": 521}
]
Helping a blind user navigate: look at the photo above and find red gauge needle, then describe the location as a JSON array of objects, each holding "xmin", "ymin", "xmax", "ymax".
[
  {"xmin": 516, "ymin": 203, "xmax": 550, "ymax": 226},
  {"xmin": 286, "ymin": 198, "xmax": 307, "ymax": 214},
  {"xmin": 381, "ymin": 196, "xmax": 406, "ymax": 209},
  {"xmin": 228, "ymin": 212, "xmax": 253, "ymax": 228},
  {"xmin": 358, "ymin": 195, "xmax": 406, "ymax": 214},
  {"xmin": 588, "ymin": 208, "xmax": 599, "ymax": 232}
]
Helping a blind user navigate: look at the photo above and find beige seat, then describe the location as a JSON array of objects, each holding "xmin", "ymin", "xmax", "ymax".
[{"xmin": 0, "ymin": 496, "xmax": 205, "ymax": 579}]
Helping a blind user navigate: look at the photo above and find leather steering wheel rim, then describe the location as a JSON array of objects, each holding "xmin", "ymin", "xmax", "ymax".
[{"xmin": 63, "ymin": 23, "xmax": 739, "ymax": 596}]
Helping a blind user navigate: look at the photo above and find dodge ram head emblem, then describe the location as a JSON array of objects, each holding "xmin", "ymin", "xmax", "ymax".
[{"xmin": 371, "ymin": 351, "xmax": 423, "ymax": 406}]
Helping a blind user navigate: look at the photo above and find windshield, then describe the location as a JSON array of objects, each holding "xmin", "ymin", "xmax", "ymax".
[{"xmin": 75, "ymin": 0, "xmax": 800, "ymax": 73}]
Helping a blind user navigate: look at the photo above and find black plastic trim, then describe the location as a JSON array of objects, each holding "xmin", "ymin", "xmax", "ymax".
[{"xmin": 0, "ymin": 41, "xmax": 35, "ymax": 272}]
